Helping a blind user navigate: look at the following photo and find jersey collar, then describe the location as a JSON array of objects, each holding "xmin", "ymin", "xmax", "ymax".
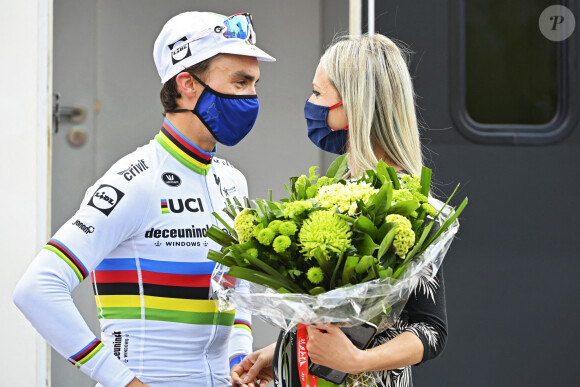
[{"xmin": 155, "ymin": 118, "xmax": 216, "ymax": 175}]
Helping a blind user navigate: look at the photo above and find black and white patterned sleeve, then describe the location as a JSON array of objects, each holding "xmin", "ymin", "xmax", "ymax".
[{"xmin": 403, "ymin": 265, "xmax": 447, "ymax": 363}]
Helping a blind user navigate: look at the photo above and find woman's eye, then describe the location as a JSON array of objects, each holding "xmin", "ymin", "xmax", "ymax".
[{"xmin": 312, "ymin": 90, "xmax": 320, "ymax": 96}]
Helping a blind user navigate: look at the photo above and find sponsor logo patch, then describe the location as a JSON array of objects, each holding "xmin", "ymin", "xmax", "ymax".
[
  {"xmin": 169, "ymin": 37, "xmax": 191, "ymax": 65},
  {"xmin": 88, "ymin": 184, "xmax": 125, "ymax": 216},
  {"xmin": 145, "ymin": 225, "xmax": 212, "ymax": 247},
  {"xmin": 160, "ymin": 198, "xmax": 204, "ymax": 214},
  {"xmin": 162, "ymin": 172, "xmax": 181, "ymax": 187},
  {"xmin": 72, "ymin": 219, "xmax": 95, "ymax": 234},
  {"xmin": 117, "ymin": 159, "xmax": 149, "ymax": 181}
]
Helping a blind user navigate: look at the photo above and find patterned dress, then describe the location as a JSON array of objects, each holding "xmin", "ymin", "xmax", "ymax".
[{"xmin": 371, "ymin": 266, "xmax": 447, "ymax": 387}]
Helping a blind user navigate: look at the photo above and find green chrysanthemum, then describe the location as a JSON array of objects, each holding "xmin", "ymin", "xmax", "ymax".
[
  {"xmin": 233, "ymin": 209, "xmax": 256, "ymax": 244},
  {"xmin": 279, "ymin": 222, "xmax": 297, "ymax": 236},
  {"xmin": 298, "ymin": 211, "xmax": 352, "ymax": 257},
  {"xmin": 272, "ymin": 235, "xmax": 292, "ymax": 253},
  {"xmin": 306, "ymin": 266, "xmax": 324, "ymax": 284},
  {"xmin": 283, "ymin": 200, "xmax": 313, "ymax": 218},
  {"xmin": 256, "ymin": 228, "xmax": 276, "ymax": 245},
  {"xmin": 267, "ymin": 220, "xmax": 283, "ymax": 233}
]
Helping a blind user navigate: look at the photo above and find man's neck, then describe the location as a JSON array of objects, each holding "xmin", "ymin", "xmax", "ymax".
[{"xmin": 164, "ymin": 112, "xmax": 217, "ymax": 153}]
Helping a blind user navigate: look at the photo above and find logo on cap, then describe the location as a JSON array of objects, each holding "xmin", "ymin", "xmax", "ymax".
[{"xmin": 169, "ymin": 37, "xmax": 191, "ymax": 65}]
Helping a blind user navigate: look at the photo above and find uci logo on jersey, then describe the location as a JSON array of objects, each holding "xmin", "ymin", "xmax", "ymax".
[
  {"xmin": 160, "ymin": 198, "xmax": 205, "ymax": 214},
  {"xmin": 88, "ymin": 184, "xmax": 125, "ymax": 216}
]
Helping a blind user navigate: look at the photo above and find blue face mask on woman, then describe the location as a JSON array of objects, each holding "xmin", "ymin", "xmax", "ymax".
[
  {"xmin": 170, "ymin": 73, "xmax": 259, "ymax": 146},
  {"xmin": 304, "ymin": 99, "xmax": 348, "ymax": 154}
]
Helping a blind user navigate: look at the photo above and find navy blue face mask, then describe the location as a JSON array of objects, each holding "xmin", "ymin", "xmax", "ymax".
[
  {"xmin": 170, "ymin": 74, "xmax": 259, "ymax": 146},
  {"xmin": 304, "ymin": 99, "xmax": 348, "ymax": 154}
]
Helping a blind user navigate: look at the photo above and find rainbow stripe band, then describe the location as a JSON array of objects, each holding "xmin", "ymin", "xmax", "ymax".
[
  {"xmin": 234, "ymin": 319, "xmax": 252, "ymax": 333},
  {"xmin": 45, "ymin": 239, "xmax": 88, "ymax": 282},
  {"xmin": 155, "ymin": 119, "xmax": 215, "ymax": 175},
  {"xmin": 68, "ymin": 338, "xmax": 104, "ymax": 368},
  {"xmin": 161, "ymin": 199, "xmax": 170, "ymax": 214},
  {"xmin": 92, "ymin": 258, "xmax": 235, "ymax": 326}
]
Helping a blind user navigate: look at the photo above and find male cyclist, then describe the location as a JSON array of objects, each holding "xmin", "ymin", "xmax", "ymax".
[{"xmin": 14, "ymin": 11, "xmax": 274, "ymax": 387}]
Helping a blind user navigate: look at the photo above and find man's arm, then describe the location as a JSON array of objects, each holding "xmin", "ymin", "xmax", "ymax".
[{"xmin": 14, "ymin": 171, "xmax": 147, "ymax": 386}]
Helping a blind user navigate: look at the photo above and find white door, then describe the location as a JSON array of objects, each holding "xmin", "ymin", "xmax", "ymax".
[{"xmin": 52, "ymin": 0, "xmax": 323, "ymax": 385}]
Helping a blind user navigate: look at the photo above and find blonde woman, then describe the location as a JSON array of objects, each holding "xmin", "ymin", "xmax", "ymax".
[{"xmin": 231, "ymin": 34, "xmax": 447, "ymax": 387}]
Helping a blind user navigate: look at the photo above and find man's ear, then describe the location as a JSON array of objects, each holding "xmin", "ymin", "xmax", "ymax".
[{"xmin": 175, "ymin": 72, "xmax": 197, "ymax": 100}]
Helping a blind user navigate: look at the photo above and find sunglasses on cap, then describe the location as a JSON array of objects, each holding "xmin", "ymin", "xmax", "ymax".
[
  {"xmin": 182, "ymin": 12, "xmax": 256, "ymax": 46},
  {"xmin": 222, "ymin": 13, "xmax": 255, "ymax": 44}
]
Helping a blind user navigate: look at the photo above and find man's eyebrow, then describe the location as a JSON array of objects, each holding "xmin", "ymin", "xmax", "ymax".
[{"xmin": 233, "ymin": 71, "xmax": 259, "ymax": 83}]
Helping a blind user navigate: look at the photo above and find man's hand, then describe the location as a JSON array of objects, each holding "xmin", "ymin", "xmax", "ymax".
[
  {"xmin": 231, "ymin": 343, "xmax": 276, "ymax": 387},
  {"xmin": 126, "ymin": 377, "xmax": 151, "ymax": 387}
]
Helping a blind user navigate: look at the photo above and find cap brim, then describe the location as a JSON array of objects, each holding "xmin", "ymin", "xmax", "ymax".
[{"xmin": 217, "ymin": 39, "xmax": 276, "ymax": 62}]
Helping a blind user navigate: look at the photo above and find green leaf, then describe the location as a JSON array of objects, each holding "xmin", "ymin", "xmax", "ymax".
[
  {"xmin": 309, "ymin": 286, "xmax": 326, "ymax": 295},
  {"xmin": 376, "ymin": 160, "xmax": 390, "ymax": 181},
  {"xmin": 380, "ymin": 251, "xmax": 397, "ymax": 270},
  {"xmin": 206, "ymin": 224, "xmax": 238, "ymax": 247},
  {"xmin": 377, "ymin": 226, "xmax": 396, "ymax": 259},
  {"xmin": 242, "ymin": 250, "xmax": 304, "ymax": 293},
  {"xmin": 353, "ymin": 215, "xmax": 380, "ymax": 241},
  {"xmin": 393, "ymin": 265, "xmax": 407, "ymax": 279},
  {"xmin": 386, "ymin": 166, "xmax": 400, "ymax": 189},
  {"xmin": 379, "ymin": 267, "xmax": 393, "ymax": 279},
  {"xmin": 420, "ymin": 166, "xmax": 432, "ymax": 196},
  {"xmin": 388, "ymin": 200, "xmax": 420, "ymax": 216},
  {"xmin": 402, "ymin": 221, "xmax": 434, "ymax": 265},
  {"xmin": 368, "ymin": 181, "xmax": 393, "ymax": 224},
  {"xmin": 210, "ymin": 213, "xmax": 238, "ymax": 240},
  {"xmin": 228, "ymin": 266, "xmax": 295, "ymax": 293},
  {"xmin": 308, "ymin": 165, "xmax": 320, "ymax": 182},
  {"xmin": 326, "ymin": 154, "xmax": 349, "ymax": 180},
  {"xmin": 342, "ymin": 256, "xmax": 360, "ymax": 285},
  {"xmin": 423, "ymin": 197, "xmax": 468, "ymax": 249},
  {"xmin": 206, "ymin": 249, "xmax": 236, "ymax": 267},
  {"xmin": 355, "ymin": 255, "xmax": 374, "ymax": 275},
  {"xmin": 353, "ymin": 233, "xmax": 378, "ymax": 256}
]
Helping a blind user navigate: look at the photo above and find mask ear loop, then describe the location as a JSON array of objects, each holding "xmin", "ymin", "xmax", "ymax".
[{"xmin": 328, "ymin": 101, "xmax": 349, "ymax": 130}]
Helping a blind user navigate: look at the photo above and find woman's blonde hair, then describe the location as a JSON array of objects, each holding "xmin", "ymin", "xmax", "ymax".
[{"xmin": 320, "ymin": 34, "xmax": 423, "ymax": 176}]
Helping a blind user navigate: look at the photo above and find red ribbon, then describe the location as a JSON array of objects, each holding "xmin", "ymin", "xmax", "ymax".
[{"xmin": 297, "ymin": 324, "xmax": 317, "ymax": 387}]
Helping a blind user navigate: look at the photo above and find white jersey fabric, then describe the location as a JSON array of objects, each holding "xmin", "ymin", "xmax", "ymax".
[{"xmin": 14, "ymin": 118, "xmax": 253, "ymax": 386}]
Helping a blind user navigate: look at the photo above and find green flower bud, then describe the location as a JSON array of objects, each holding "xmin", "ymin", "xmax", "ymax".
[
  {"xmin": 306, "ymin": 266, "xmax": 324, "ymax": 284},
  {"xmin": 272, "ymin": 235, "xmax": 292, "ymax": 253},
  {"xmin": 279, "ymin": 222, "xmax": 298, "ymax": 236},
  {"xmin": 256, "ymin": 228, "xmax": 276, "ymax": 245}
]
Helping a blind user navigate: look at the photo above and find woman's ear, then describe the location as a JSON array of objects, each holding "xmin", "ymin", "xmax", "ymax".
[{"xmin": 175, "ymin": 72, "xmax": 197, "ymax": 100}]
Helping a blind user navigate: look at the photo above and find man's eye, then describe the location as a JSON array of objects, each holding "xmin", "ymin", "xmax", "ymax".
[{"xmin": 312, "ymin": 90, "xmax": 320, "ymax": 96}]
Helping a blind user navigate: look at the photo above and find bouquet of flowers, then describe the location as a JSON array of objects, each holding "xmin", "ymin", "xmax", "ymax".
[{"xmin": 207, "ymin": 154, "xmax": 466, "ymax": 385}]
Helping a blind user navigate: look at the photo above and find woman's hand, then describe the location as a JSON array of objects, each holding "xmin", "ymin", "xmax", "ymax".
[
  {"xmin": 125, "ymin": 377, "xmax": 150, "ymax": 387},
  {"xmin": 231, "ymin": 343, "xmax": 275, "ymax": 387},
  {"xmin": 306, "ymin": 324, "xmax": 366, "ymax": 375}
]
